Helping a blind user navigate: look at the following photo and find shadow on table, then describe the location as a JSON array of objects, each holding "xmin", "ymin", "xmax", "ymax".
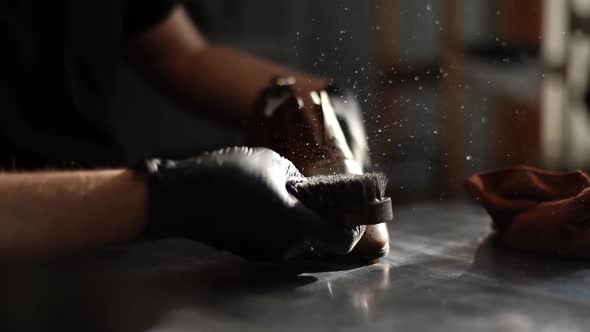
[
  {"xmin": 469, "ymin": 234, "xmax": 590, "ymax": 280},
  {"xmin": 0, "ymin": 239, "xmax": 376, "ymax": 332}
]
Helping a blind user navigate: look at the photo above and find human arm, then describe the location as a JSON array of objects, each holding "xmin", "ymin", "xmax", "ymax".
[
  {"xmin": 0, "ymin": 148, "xmax": 363, "ymax": 263},
  {"xmin": 0, "ymin": 169, "xmax": 147, "ymax": 261},
  {"xmin": 127, "ymin": 4, "xmax": 328, "ymax": 123}
]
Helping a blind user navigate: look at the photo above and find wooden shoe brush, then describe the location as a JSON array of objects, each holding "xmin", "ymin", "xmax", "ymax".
[{"xmin": 287, "ymin": 173, "xmax": 392, "ymax": 262}]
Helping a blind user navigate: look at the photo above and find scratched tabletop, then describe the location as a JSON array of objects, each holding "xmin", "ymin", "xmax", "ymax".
[{"xmin": 2, "ymin": 204, "xmax": 590, "ymax": 332}]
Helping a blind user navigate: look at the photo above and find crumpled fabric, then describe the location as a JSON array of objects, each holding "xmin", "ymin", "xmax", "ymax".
[{"xmin": 465, "ymin": 165, "xmax": 590, "ymax": 256}]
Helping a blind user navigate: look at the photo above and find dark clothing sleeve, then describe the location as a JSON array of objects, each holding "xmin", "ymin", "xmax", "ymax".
[
  {"xmin": 124, "ymin": 0, "xmax": 178, "ymax": 36},
  {"xmin": 0, "ymin": 0, "xmax": 179, "ymax": 170}
]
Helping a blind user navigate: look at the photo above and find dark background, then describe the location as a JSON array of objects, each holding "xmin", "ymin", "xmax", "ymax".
[{"xmin": 110, "ymin": 0, "xmax": 590, "ymax": 204}]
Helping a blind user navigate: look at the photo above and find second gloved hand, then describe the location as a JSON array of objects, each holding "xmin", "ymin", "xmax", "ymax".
[{"xmin": 137, "ymin": 147, "xmax": 365, "ymax": 262}]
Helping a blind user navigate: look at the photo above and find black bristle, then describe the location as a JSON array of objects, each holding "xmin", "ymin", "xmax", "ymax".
[{"xmin": 287, "ymin": 173, "xmax": 388, "ymax": 210}]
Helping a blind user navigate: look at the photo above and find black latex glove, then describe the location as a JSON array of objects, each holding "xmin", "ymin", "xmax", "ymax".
[{"xmin": 136, "ymin": 147, "xmax": 365, "ymax": 262}]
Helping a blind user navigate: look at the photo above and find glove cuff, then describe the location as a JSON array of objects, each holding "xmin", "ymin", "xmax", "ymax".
[{"xmin": 131, "ymin": 158, "xmax": 177, "ymax": 239}]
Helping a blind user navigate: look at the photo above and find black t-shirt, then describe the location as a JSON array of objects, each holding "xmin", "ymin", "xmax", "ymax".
[{"xmin": 0, "ymin": 0, "xmax": 176, "ymax": 169}]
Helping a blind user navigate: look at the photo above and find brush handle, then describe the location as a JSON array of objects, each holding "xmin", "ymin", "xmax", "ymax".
[
  {"xmin": 331, "ymin": 198, "xmax": 393, "ymax": 227},
  {"xmin": 297, "ymin": 198, "xmax": 393, "ymax": 227},
  {"xmin": 287, "ymin": 177, "xmax": 393, "ymax": 227}
]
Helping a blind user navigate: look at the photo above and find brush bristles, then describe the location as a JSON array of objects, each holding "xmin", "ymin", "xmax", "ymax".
[{"xmin": 287, "ymin": 173, "xmax": 388, "ymax": 210}]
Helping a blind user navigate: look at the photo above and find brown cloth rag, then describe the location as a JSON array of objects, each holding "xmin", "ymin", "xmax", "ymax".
[{"xmin": 465, "ymin": 166, "xmax": 590, "ymax": 257}]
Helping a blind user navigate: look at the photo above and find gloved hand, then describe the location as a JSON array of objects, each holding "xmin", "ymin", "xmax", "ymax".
[{"xmin": 136, "ymin": 147, "xmax": 365, "ymax": 262}]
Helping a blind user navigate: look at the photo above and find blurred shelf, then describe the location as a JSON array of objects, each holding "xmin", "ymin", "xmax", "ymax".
[{"xmin": 463, "ymin": 56, "xmax": 541, "ymax": 104}]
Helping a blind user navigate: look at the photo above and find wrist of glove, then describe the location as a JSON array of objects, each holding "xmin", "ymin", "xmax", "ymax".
[{"xmin": 134, "ymin": 147, "xmax": 365, "ymax": 262}]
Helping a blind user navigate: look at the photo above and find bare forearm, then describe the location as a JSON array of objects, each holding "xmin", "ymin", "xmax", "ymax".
[
  {"xmin": 163, "ymin": 45, "xmax": 327, "ymax": 122},
  {"xmin": 0, "ymin": 169, "xmax": 147, "ymax": 260},
  {"xmin": 130, "ymin": 5, "xmax": 327, "ymax": 123}
]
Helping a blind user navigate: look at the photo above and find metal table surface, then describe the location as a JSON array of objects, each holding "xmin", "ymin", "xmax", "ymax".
[{"xmin": 3, "ymin": 204, "xmax": 590, "ymax": 332}]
